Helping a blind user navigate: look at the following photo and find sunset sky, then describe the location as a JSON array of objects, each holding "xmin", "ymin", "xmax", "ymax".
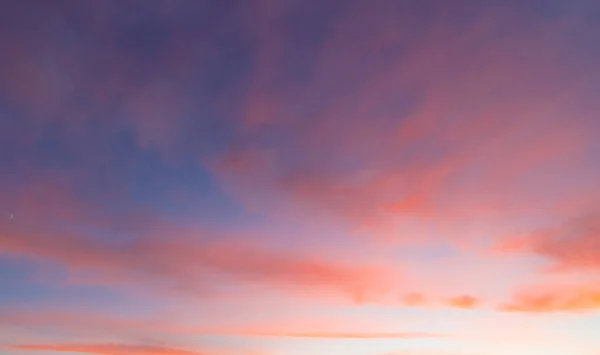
[{"xmin": 1, "ymin": 1, "xmax": 600, "ymax": 355}]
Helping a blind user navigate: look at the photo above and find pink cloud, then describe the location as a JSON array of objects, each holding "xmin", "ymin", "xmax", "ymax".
[
  {"xmin": 236, "ymin": 331, "xmax": 445, "ymax": 339},
  {"xmin": 401, "ymin": 292, "xmax": 429, "ymax": 307},
  {"xmin": 210, "ymin": 1, "xmax": 596, "ymax": 246},
  {"xmin": 1, "ymin": 213, "xmax": 396, "ymax": 302},
  {"xmin": 0, "ymin": 307, "xmax": 450, "ymax": 342},
  {"xmin": 11, "ymin": 343, "xmax": 208, "ymax": 355},
  {"xmin": 493, "ymin": 212, "xmax": 600, "ymax": 273}
]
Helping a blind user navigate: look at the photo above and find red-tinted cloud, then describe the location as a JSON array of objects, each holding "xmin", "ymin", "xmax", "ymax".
[
  {"xmin": 494, "ymin": 213, "xmax": 600, "ymax": 273},
  {"xmin": 0, "ymin": 309, "xmax": 199, "ymax": 338},
  {"xmin": 532, "ymin": 216, "xmax": 600, "ymax": 272},
  {"xmin": 211, "ymin": 0, "xmax": 595, "ymax": 244}
]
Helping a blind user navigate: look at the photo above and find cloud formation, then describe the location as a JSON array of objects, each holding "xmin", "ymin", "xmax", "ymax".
[
  {"xmin": 211, "ymin": 0, "xmax": 597, "ymax": 245},
  {"xmin": 0, "ymin": 217, "xmax": 394, "ymax": 301},
  {"xmin": 493, "ymin": 211, "xmax": 600, "ymax": 275}
]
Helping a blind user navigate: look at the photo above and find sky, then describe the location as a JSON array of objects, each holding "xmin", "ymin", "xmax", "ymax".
[{"xmin": 1, "ymin": 0, "xmax": 600, "ymax": 355}]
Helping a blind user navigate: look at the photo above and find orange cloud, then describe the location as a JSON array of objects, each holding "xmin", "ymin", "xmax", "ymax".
[
  {"xmin": 11, "ymin": 343, "xmax": 207, "ymax": 355},
  {"xmin": 500, "ymin": 283, "xmax": 600, "ymax": 313},
  {"xmin": 447, "ymin": 295, "xmax": 479, "ymax": 309},
  {"xmin": 397, "ymin": 293, "xmax": 483, "ymax": 310},
  {"xmin": 493, "ymin": 213, "xmax": 600, "ymax": 273}
]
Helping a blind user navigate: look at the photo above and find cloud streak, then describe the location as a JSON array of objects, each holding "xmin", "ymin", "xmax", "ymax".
[
  {"xmin": 0, "ymin": 207, "xmax": 395, "ymax": 302},
  {"xmin": 10, "ymin": 343, "xmax": 208, "ymax": 355},
  {"xmin": 501, "ymin": 283, "xmax": 600, "ymax": 313},
  {"xmin": 235, "ymin": 331, "xmax": 446, "ymax": 339}
]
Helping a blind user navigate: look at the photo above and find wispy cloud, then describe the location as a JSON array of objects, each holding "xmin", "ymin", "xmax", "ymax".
[
  {"xmin": 0, "ymin": 220, "xmax": 395, "ymax": 301},
  {"xmin": 234, "ymin": 331, "xmax": 446, "ymax": 339},
  {"xmin": 500, "ymin": 282, "xmax": 600, "ymax": 313},
  {"xmin": 10, "ymin": 343, "xmax": 209, "ymax": 355}
]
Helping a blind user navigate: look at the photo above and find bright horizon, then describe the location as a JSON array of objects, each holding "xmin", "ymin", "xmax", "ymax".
[{"xmin": 1, "ymin": 1, "xmax": 600, "ymax": 355}]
